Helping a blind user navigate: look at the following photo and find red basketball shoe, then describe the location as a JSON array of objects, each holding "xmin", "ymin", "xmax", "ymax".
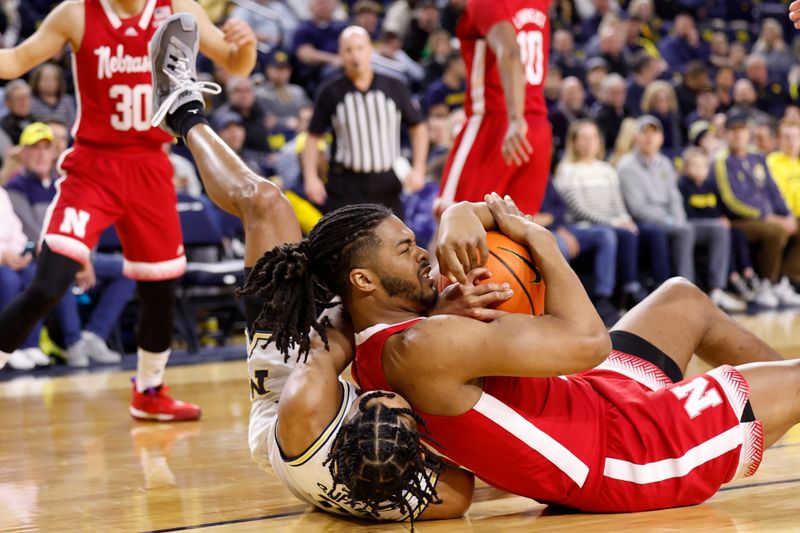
[{"xmin": 130, "ymin": 379, "xmax": 201, "ymax": 422}]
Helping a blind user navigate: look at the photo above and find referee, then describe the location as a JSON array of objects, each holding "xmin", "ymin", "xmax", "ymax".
[{"xmin": 302, "ymin": 25, "xmax": 428, "ymax": 218}]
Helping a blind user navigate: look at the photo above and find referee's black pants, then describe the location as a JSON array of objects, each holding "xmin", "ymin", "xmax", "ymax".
[{"xmin": 323, "ymin": 166, "xmax": 404, "ymax": 220}]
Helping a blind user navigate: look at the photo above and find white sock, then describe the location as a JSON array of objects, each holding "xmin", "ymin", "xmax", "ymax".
[
  {"xmin": 0, "ymin": 350, "xmax": 8, "ymax": 370},
  {"xmin": 136, "ymin": 348, "xmax": 170, "ymax": 392}
]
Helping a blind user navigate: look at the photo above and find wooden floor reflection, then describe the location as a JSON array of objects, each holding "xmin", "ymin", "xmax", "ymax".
[{"xmin": 1, "ymin": 310, "xmax": 799, "ymax": 532}]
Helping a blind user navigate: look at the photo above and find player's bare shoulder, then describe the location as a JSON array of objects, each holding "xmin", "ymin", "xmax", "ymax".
[
  {"xmin": 387, "ymin": 315, "xmax": 478, "ymax": 372},
  {"xmin": 47, "ymin": 0, "xmax": 86, "ymax": 48}
]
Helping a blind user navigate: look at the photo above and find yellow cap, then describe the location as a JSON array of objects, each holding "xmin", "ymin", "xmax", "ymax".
[{"xmin": 19, "ymin": 122, "xmax": 54, "ymax": 146}]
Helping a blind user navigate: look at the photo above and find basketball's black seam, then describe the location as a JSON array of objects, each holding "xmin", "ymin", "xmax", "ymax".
[
  {"xmin": 497, "ymin": 246, "xmax": 542, "ymax": 283},
  {"xmin": 489, "ymin": 250, "xmax": 535, "ymax": 316}
]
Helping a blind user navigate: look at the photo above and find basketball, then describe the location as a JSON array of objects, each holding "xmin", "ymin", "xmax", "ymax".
[{"xmin": 438, "ymin": 231, "xmax": 545, "ymax": 316}]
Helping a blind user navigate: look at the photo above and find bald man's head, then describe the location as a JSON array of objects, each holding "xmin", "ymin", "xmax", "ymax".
[{"xmin": 340, "ymin": 25, "xmax": 373, "ymax": 80}]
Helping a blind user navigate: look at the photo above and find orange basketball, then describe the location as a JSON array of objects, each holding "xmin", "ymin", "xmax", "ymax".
[{"xmin": 438, "ymin": 231, "xmax": 546, "ymax": 316}]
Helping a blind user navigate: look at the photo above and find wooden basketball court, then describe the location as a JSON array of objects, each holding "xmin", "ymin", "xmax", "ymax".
[{"xmin": 2, "ymin": 310, "xmax": 799, "ymax": 532}]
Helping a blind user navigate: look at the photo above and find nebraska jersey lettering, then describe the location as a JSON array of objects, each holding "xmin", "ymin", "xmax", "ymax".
[
  {"xmin": 72, "ymin": 0, "xmax": 173, "ymax": 149},
  {"xmin": 353, "ymin": 319, "xmax": 763, "ymax": 512},
  {"xmin": 458, "ymin": 0, "xmax": 550, "ymax": 117}
]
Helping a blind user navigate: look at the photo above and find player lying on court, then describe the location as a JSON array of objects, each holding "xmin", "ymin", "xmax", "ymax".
[
  {"xmin": 148, "ymin": 13, "xmax": 506, "ymax": 522},
  {"xmin": 250, "ymin": 192, "xmax": 800, "ymax": 517}
]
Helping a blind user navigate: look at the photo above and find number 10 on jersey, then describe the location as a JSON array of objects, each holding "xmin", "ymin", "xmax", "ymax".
[
  {"xmin": 110, "ymin": 84, "xmax": 152, "ymax": 132},
  {"xmin": 516, "ymin": 30, "xmax": 544, "ymax": 86}
]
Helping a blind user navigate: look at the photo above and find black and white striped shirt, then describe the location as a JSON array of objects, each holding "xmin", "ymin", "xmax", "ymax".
[{"xmin": 309, "ymin": 72, "xmax": 423, "ymax": 174}]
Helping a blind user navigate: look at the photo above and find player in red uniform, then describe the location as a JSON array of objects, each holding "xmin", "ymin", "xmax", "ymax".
[
  {"xmin": 436, "ymin": 0, "xmax": 551, "ymax": 216},
  {"xmin": 0, "ymin": 0, "xmax": 255, "ymax": 421},
  {"xmin": 247, "ymin": 194, "xmax": 800, "ymax": 516}
]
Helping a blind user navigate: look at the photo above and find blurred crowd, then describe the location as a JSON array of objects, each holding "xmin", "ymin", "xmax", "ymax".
[{"xmin": 1, "ymin": 0, "xmax": 800, "ymax": 368}]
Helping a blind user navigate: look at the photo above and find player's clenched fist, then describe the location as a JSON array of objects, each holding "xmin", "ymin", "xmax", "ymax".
[{"xmin": 222, "ymin": 19, "xmax": 257, "ymax": 49}]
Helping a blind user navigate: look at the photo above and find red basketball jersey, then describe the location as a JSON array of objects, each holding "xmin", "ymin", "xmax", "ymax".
[
  {"xmin": 72, "ymin": 0, "xmax": 173, "ymax": 150},
  {"xmin": 353, "ymin": 319, "xmax": 763, "ymax": 512},
  {"xmin": 458, "ymin": 0, "xmax": 550, "ymax": 117}
]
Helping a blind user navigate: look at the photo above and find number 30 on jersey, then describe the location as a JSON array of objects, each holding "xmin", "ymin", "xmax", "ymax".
[
  {"xmin": 516, "ymin": 30, "xmax": 544, "ymax": 86},
  {"xmin": 110, "ymin": 84, "xmax": 152, "ymax": 132}
]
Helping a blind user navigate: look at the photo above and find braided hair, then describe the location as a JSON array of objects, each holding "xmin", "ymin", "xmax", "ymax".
[
  {"xmin": 324, "ymin": 391, "xmax": 445, "ymax": 528},
  {"xmin": 236, "ymin": 203, "xmax": 393, "ymax": 361}
]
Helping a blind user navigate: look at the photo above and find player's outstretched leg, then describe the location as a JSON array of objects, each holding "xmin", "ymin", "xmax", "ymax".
[
  {"xmin": 611, "ymin": 277, "xmax": 783, "ymax": 375},
  {"xmin": 149, "ymin": 13, "xmax": 302, "ymax": 327}
]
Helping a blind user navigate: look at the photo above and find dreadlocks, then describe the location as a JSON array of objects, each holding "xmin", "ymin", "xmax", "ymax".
[
  {"xmin": 236, "ymin": 203, "xmax": 393, "ymax": 361},
  {"xmin": 324, "ymin": 391, "xmax": 445, "ymax": 529}
]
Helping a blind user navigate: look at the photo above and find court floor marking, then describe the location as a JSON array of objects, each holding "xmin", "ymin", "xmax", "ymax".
[{"xmin": 141, "ymin": 477, "xmax": 800, "ymax": 532}]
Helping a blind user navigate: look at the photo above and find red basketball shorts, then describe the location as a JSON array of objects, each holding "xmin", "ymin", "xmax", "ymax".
[
  {"xmin": 437, "ymin": 112, "xmax": 551, "ymax": 216},
  {"xmin": 575, "ymin": 352, "xmax": 764, "ymax": 512},
  {"xmin": 43, "ymin": 145, "xmax": 186, "ymax": 281}
]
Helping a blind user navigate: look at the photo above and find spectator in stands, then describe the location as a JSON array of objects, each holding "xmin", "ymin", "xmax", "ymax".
[
  {"xmin": 767, "ymin": 119, "xmax": 800, "ymax": 222},
  {"xmin": 745, "ymin": 53, "xmax": 791, "ymax": 119},
  {"xmin": 625, "ymin": 52, "xmax": 661, "ymax": 116},
  {"xmin": 640, "ymin": 80, "xmax": 683, "ymax": 151},
  {"xmin": 0, "ymin": 80, "xmax": 32, "ymax": 144},
  {"xmin": 587, "ymin": 19, "xmax": 629, "ymax": 77},
  {"xmin": 674, "ymin": 60, "xmax": 710, "ymax": 120},
  {"xmin": 753, "ymin": 119, "xmax": 778, "ymax": 156},
  {"xmin": 550, "ymin": 76, "xmax": 588, "ymax": 162},
  {"xmin": 255, "ymin": 49, "xmax": 311, "ymax": 132},
  {"xmin": 608, "ymin": 117, "xmax": 638, "ymax": 167},
  {"xmin": 46, "ymin": 119, "xmax": 68, "ymax": 161},
  {"xmin": 730, "ymin": 79, "xmax": 772, "ymax": 125},
  {"xmin": 0, "ymin": 185, "xmax": 36, "ymax": 370},
  {"xmin": 554, "ymin": 119, "xmax": 657, "ymax": 309},
  {"xmin": 5, "ymin": 123, "xmax": 135, "ymax": 366},
  {"xmin": 351, "ymin": 0, "xmax": 382, "ymax": 40},
  {"xmin": 373, "ymin": 30, "xmax": 425, "ymax": 87},
  {"xmin": 687, "ymin": 119, "xmax": 722, "ymax": 158},
  {"xmin": 677, "ymin": 148, "xmax": 751, "ymax": 310},
  {"xmin": 232, "ymin": 0, "xmax": 298, "ymax": 48},
  {"xmin": 584, "ymin": 57, "xmax": 609, "ymax": 108},
  {"xmin": 753, "ymin": 18, "xmax": 793, "ymax": 78},
  {"xmin": 729, "ymin": 42, "xmax": 747, "ymax": 76},
  {"xmin": 684, "ymin": 85, "xmax": 719, "ymax": 131},
  {"xmin": 423, "ymin": 51, "xmax": 465, "ymax": 115},
  {"xmin": 402, "ymin": 0, "xmax": 440, "ymax": 61},
  {"xmin": 29, "ymin": 63, "xmax": 75, "ymax": 129},
  {"xmin": 578, "ymin": 0, "xmax": 616, "ymax": 44},
  {"xmin": 658, "ymin": 12, "xmax": 707, "ymax": 71},
  {"xmin": 617, "ymin": 116, "xmax": 695, "ymax": 283},
  {"xmin": 712, "ymin": 112, "xmax": 800, "ymax": 304},
  {"xmin": 214, "ymin": 76, "xmax": 271, "ymax": 156},
  {"xmin": 714, "ymin": 65, "xmax": 735, "ymax": 113},
  {"xmin": 536, "ymin": 181, "xmax": 622, "ymax": 325},
  {"xmin": 303, "ymin": 26, "xmax": 427, "ymax": 217},
  {"xmin": 551, "ymin": 29, "xmax": 584, "ymax": 80},
  {"xmin": 709, "ymin": 31, "xmax": 731, "ymax": 70},
  {"xmin": 544, "ymin": 66, "xmax": 564, "ymax": 113},
  {"xmin": 590, "ymin": 73, "xmax": 626, "ymax": 152},
  {"xmin": 627, "ymin": 0, "xmax": 663, "ymax": 45},
  {"xmin": 213, "ymin": 111, "xmax": 265, "ymax": 176},
  {"xmin": 421, "ymin": 29, "xmax": 454, "ymax": 86},
  {"xmin": 293, "ymin": 0, "xmax": 347, "ymax": 92}
]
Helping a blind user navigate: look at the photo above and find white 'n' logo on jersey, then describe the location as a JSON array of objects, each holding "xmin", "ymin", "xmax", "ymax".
[
  {"xmin": 59, "ymin": 207, "xmax": 91, "ymax": 238},
  {"xmin": 670, "ymin": 376, "xmax": 723, "ymax": 419}
]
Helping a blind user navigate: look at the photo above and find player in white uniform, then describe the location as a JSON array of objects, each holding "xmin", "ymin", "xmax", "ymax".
[{"xmin": 149, "ymin": 14, "xmax": 505, "ymax": 522}]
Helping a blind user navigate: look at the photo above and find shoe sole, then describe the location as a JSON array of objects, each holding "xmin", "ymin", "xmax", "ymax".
[{"xmin": 129, "ymin": 405, "xmax": 201, "ymax": 422}]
